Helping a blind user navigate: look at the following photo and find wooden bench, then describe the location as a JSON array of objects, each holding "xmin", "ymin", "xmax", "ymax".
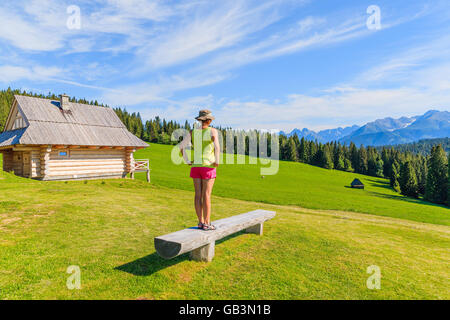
[{"xmin": 154, "ymin": 210, "xmax": 276, "ymax": 262}]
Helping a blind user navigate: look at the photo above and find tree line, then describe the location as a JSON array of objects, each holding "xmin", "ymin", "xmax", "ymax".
[
  {"xmin": 114, "ymin": 108, "xmax": 192, "ymax": 144},
  {"xmin": 376, "ymin": 138, "xmax": 450, "ymax": 156}
]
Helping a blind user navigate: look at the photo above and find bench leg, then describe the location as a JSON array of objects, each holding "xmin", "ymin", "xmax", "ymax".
[
  {"xmin": 190, "ymin": 242, "xmax": 215, "ymax": 262},
  {"xmin": 245, "ymin": 222, "xmax": 264, "ymax": 236}
]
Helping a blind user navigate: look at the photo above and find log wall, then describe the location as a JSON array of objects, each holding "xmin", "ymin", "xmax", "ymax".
[
  {"xmin": 45, "ymin": 147, "xmax": 127, "ymax": 180},
  {"xmin": 125, "ymin": 147, "xmax": 135, "ymax": 174},
  {"xmin": 2, "ymin": 145, "xmax": 133, "ymax": 180},
  {"xmin": 12, "ymin": 152, "xmax": 23, "ymax": 176},
  {"xmin": 30, "ymin": 148, "xmax": 41, "ymax": 177},
  {"xmin": 1, "ymin": 150, "xmax": 13, "ymax": 172}
]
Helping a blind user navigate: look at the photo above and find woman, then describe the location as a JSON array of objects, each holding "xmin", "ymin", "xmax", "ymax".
[{"xmin": 180, "ymin": 110, "xmax": 220, "ymax": 231}]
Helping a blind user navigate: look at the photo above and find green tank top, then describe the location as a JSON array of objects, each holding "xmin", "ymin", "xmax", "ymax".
[{"xmin": 191, "ymin": 127, "xmax": 215, "ymax": 168}]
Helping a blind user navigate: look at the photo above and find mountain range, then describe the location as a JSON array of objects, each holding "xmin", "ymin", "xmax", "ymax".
[{"xmin": 281, "ymin": 110, "xmax": 450, "ymax": 146}]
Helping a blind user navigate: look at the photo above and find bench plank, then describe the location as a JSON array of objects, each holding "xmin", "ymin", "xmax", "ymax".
[{"xmin": 154, "ymin": 210, "xmax": 276, "ymax": 260}]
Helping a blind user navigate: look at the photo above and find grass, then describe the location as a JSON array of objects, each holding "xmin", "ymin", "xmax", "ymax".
[
  {"xmin": 0, "ymin": 147, "xmax": 449, "ymax": 299},
  {"xmin": 134, "ymin": 143, "xmax": 450, "ymax": 226},
  {"xmin": 0, "ymin": 173, "xmax": 448, "ymax": 299}
]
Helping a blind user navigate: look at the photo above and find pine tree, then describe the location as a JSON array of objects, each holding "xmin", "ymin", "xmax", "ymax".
[
  {"xmin": 390, "ymin": 161, "xmax": 400, "ymax": 192},
  {"xmin": 349, "ymin": 143, "xmax": 359, "ymax": 172},
  {"xmin": 416, "ymin": 156, "xmax": 427, "ymax": 195},
  {"xmin": 308, "ymin": 141, "xmax": 317, "ymax": 165},
  {"xmin": 367, "ymin": 147, "xmax": 378, "ymax": 176},
  {"xmin": 298, "ymin": 137, "xmax": 308, "ymax": 162},
  {"xmin": 381, "ymin": 148, "xmax": 391, "ymax": 178},
  {"xmin": 287, "ymin": 137, "xmax": 298, "ymax": 162},
  {"xmin": 334, "ymin": 144, "xmax": 345, "ymax": 170},
  {"xmin": 279, "ymin": 136, "xmax": 288, "ymax": 161},
  {"xmin": 448, "ymin": 153, "xmax": 450, "ymax": 206},
  {"xmin": 399, "ymin": 161, "xmax": 419, "ymax": 198},
  {"xmin": 344, "ymin": 158, "xmax": 353, "ymax": 172},
  {"xmin": 375, "ymin": 158, "xmax": 384, "ymax": 177},
  {"xmin": 425, "ymin": 145, "xmax": 448, "ymax": 204},
  {"xmin": 358, "ymin": 146, "xmax": 368, "ymax": 174},
  {"xmin": 320, "ymin": 144, "xmax": 334, "ymax": 169}
]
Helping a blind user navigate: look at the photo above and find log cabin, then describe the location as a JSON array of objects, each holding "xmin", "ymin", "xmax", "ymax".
[
  {"xmin": 350, "ymin": 178, "xmax": 364, "ymax": 189},
  {"xmin": 0, "ymin": 94, "xmax": 148, "ymax": 181}
]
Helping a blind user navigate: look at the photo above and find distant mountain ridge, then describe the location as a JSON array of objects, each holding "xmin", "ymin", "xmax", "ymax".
[
  {"xmin": 284, "ymin": 110, "xmax": 450, "ymax": 146},
  {"xmin": 280, "ymin": 125, "xmax": 360, "ymax": 143}
]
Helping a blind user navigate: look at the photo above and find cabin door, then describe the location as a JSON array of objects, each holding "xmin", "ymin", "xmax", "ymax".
[
  {"xmin": 11, "ymin": 151, "xmax": 30, "ymax": 177},
  {"xmin": 22, "ymin": 152, "xmax": 31, "ymax": 177},
  {"xmin": 12, "ymin": 152, "xmax": 23, "ymax": 176}
]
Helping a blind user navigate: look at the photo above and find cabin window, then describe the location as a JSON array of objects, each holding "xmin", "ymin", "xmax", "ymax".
[
  {"xmin": 12, "ymin": 114, "xmax": 25, "ymax": 130},
  {"xmin": 59, "ymin": 150, "xmax": 69, "ymax": 157}
]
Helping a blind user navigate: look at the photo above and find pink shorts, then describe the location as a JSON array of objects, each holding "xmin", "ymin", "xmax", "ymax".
[{"xmin": 190, "ymin": 167, "xmax": 216, "ymax": 179}]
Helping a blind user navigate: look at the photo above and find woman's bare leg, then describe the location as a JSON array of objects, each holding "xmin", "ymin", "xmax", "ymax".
[
  {"xmin": 201, "ymin": 178, "xmax": 215, "ymax": 225},
  {"xmin": 193, "ymin": 178, "xmax": 203, "ymax": 224}
]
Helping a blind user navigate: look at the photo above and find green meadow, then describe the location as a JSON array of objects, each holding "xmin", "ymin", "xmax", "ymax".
[
  {"xmin": 0, "ymin": 145, "xmax": 449, "ymax": 299},
  {"xmin": 134, "ymin": 143, "xmax": 449, "ymax": 226}
]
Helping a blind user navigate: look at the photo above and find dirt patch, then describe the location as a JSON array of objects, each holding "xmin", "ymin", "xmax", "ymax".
[{"xmin": 1, "ymin": 217, "xmax": 22, "ymax": 225}]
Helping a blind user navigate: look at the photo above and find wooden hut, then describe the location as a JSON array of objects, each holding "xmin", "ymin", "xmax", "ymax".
[
  {"xmin": 350, "ymin": 178, "xmax": 364, "ymax": 189},
  {"xmin": 0, "ymin": 94, "xmax": 148, "ymax": 181}
]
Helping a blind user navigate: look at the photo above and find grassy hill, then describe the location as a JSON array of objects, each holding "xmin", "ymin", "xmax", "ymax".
[
  {"xmin": 0, "ymin": 146, "xmax": 449, "ymax": 299},
  {"xmin": 0, "ymin": 172, "xmax": 448, "ymax": 299},
  {"xmin": 134, "ymin": 143, "xmax": 449, "ymax": 226}
]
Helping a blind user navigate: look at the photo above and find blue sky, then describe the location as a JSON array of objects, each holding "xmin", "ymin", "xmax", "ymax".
[{"xmin": 0, "ymin": 0, "xmax": 449, "ymax": 131}]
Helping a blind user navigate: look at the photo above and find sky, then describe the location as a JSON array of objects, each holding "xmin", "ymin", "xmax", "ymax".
[{"xmin": 0, "ymin": 0, "xmax": 449, "ymax": 132}]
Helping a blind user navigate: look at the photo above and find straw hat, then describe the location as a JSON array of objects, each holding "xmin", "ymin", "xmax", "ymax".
[{"xmin": 195, "ymin": 109, "xmax": 215, "ymax": 121}]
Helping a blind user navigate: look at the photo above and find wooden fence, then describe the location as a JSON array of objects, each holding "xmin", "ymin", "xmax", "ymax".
[{"xmin": 130, "ymin": 159, "xmax": 150, "ymax": 182}]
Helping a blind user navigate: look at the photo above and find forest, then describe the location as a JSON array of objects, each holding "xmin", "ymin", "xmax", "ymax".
[{"xmin": 376, "ymin": 138, "xmax": 450, "ymax": 155}]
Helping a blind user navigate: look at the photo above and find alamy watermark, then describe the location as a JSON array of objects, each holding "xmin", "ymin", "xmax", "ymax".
[
  {"xmin": 66, "ymin": 265, "xmax": 81, "ymax": 290},
  {"xmin": 171, "ymin": 127, "xmax": 280, "ymax": 175},
  {"xmin": 366, "ymin": 265, "xmax": 381, "ymax": 290},
  {"xmin": 67, "ymin": 5, "xmax": 81, "ymax": 30},
  {"xmin": 366, "ymin": 5, "xmax": 381, "ymax": 30}
]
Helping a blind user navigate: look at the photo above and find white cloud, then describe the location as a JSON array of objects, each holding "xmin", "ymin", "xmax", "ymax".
[
  {"xmin": 138, "ymin": 0, "xmax": 285, "ymax": 68},
  {"xmin": 100, "ymin": 72, "xmax": 228, "ymax": 106},
  {"xmin": 0, "ymin": 65, "xmax": 64, "ymax": 82},
  {"xmin": 357, "ymin": 33, "xmax": 450, "ymax": 85},
  {"xmin": 0, "ymin": 4, "xmax": 65, "ymax": 51},
  {"xmin": 0, "ymin": 63, "xmax": 114, "ymax": 91},
  {"xmin": 176, "ymin": 14, "xmax": 371, "ymax": 85},
  {"xmin": 108, "ymin": 13, "xmax": 373, "ymax": 107},
  {"xmin": 0, "ymin": 66, "xmax": 32, "ymax": 82},
  {"xmin": 0, "ymin": 0, "xmax": 174, "ymax": 52},
  {"xmin": 202, "ymin": 86, "xmax": 450, "ymax": 131}
]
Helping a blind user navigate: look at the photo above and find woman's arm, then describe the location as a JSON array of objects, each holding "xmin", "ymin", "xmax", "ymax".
[
  {"xmin": 179, "ymin": 130, "xmax": 192, "ymax": 165},
  {"xmin": 211, "ymin": 128, "xmax": 220, "ymax": 166}
]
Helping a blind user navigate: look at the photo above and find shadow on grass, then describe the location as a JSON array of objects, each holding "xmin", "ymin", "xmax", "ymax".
[
  {"xmin": 364, "ymin": 178, "xmax": 394, "ymax": 191},
  {"xmin": 368, "ymin": 190, "xmax": 449, "ymax": 209},
  {"xmin": 115, "ymin": 231, "xmax": 245, "ymax": 276},
  {"xmin": 115, "ymin": 253, "xmax": 188, "ymax": 276}
]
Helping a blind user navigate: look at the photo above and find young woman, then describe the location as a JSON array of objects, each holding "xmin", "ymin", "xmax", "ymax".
[{"xmin": 180, "ymin": 110, "xmax": 220, "ymax": 231}]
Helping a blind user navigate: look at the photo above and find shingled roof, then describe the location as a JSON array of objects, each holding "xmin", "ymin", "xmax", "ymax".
[
  {"xmin": 351, "ymin": 178, "xmax": 364, "ymax": 186},
  {"xmin": 0, "ymin": 95, "xmax": 148, "ymax": 147}
]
